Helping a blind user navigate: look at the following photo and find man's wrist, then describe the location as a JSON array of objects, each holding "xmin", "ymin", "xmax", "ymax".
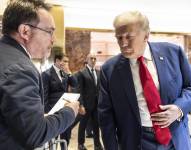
[{"xmin": 176, "ymin": 106, "xmax": 183, "ymax": 121}]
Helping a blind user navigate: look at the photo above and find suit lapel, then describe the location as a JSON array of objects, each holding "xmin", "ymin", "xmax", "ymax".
[
  {"xmin": 51, "ymin": 67, "xmax": 64, "ymax": 88},
  {"xmin": 149, "ymin": 43, "xmax": 167, "ymax": 104},
  {"xmin": 117, "ymin": 55, "xmax": 141, "ymax": 124},
  {"xmin": 86, "ymin": 67, "xmax": 97, "ymax": 86}
]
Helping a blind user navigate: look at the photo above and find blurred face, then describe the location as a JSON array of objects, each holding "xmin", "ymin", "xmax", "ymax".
[
  {"xmin": 87, "ymin": 55, "xmax": 96, "ymax": 68},
  {"xmin": 115, "ymin": 24, "xmax": 149, "ymax": 59},
  {"xmin": 55, "ymin": 56, "xmax": 69, "ymax": 70},
  {"xmin": 26, "ymin": 8, "xmax": 55, "ymax": 59},
  {"xmin": 60, "ymin": 56, "xmax": 69, "ymax": 70}
]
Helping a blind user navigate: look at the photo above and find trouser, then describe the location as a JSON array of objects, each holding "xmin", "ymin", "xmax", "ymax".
[
  {"xmin": 78, "ymin": 108, "xmax": 101, "ymax": 146},
  {"xmin": 141, "ymin": 127, "xmax": 175, "ymax": 150}
]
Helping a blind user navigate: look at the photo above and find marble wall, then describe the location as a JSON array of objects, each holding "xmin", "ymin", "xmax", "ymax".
[{"xmin": 65, "ymin": 29, "xmax": 91, "ymax": 73}]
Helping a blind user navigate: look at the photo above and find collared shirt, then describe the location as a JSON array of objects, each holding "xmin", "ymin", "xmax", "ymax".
[
  {"xmin": 53, "ymin": 65, "xmax": 62, "ymax": 81},
  {"xmin": 130, "ymin": 43, "xmax": 159, "ymax": 127},
  {"xmin": 20, "ymin": 44, "xmax": 32, "ymax": 59},
  {"xmin": 87, "ymin": 64, "xmax": 97, "ymax": 85}
]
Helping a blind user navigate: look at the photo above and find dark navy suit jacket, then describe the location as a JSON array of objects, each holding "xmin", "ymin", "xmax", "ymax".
[
  {"xmin": 77, "ymin": 67, "xmax": 100, "ymax": 111},
  {"xmin": 0, "ymin": 35, "xmax": 75, "ymax": 150},
  {"xmin": 98, "ymin": 42, "xmax": 191, "ymax": 150},
  {"xmin": 42, "ymin": 66, "xmax": 77, "ymax": 113}
]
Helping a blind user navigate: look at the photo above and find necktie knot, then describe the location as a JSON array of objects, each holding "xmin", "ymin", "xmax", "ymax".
[{"xmin": 137, "ymin": 56, "xmax": 144, "ymax": 62}]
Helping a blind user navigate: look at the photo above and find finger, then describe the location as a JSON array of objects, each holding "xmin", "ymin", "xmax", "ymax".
[
  {"xmin": 151, "ymin": 111, "xmax": 167, "ymax": 117},
  {"xmin": 154, "ymin": 120, "xmax": 170, "ymax": 127},
  {"xmin": 159, "ymin": 105, "xmax": 171, "ymax": 110},
  {"xmin": 151, "ymin": 117, "xmax": 168, "ymax": 122},
  {"xmin": 160, "ymin": 122, "xmax": 171, "ymax": 128}
]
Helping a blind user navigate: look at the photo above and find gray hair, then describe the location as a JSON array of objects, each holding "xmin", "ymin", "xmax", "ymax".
[{"xmin": 113, "ymin": 11, "xmax": 150, "ymax": 32}]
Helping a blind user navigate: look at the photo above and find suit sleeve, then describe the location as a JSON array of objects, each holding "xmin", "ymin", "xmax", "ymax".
[
  {"xmin": 41, "ymin": 71, "xmax": 51, "ymax": 113},
  {"xmin": 68, "ymin": 74, "xmax": 78, "ymax": 87},
  {"xmin": 0, "ymin": 64, "xmax": 75, "ymax": 149},
  {"xmin": 173, "ymin": 46, "xmax": 191, "ymax": 117},
  {"xmin": 98, "ymin": 67, "xmax": 118, "ymax": 150},
  {"xmin": 77, "ymin": 71, "xmax": 85, "ymax": 106}
]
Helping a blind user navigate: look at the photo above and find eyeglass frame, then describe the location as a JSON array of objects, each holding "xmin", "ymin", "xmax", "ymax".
[{"xmin": 24, "ymin": 23, "xmax": 54, "ymax": 36}]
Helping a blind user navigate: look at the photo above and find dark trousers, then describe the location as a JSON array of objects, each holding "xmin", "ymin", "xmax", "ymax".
[
  {"xmin": 141, "ymin": 127, "xmax": 175, "ymax": 150},
  {"xmin": 86, "ymin": 118, "xmax": 93, "ymax": 135},
  {"xmin": 59, "ymin": 114, "xmax": 83, "ymax": 150},
  {"xmin": 60, "ymin": 129, "xmax": 71, "ymax": 150},
  {"xmin": 78, "ymin": 108, "xmax": 101, "ymax": 146}
]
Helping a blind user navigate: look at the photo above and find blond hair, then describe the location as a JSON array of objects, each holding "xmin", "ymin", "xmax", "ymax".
[{"xmin": 113, "ymin": 11, "xmax": 150, "ymax": 32}]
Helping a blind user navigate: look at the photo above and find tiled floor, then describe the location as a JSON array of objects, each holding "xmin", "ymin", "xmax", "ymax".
[{"xmin": 68, "ymin": 123, "xmax": 96, "ymax": 150}]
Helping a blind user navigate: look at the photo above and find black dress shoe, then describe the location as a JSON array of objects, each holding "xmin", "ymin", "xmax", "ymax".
[
  {"xmin": 86, "ymin": 133, "xmax": 93, "ymax": 138},
  {"xmin": 94, "ymin": 145, "xmax": 104, "ymax": 150},
  {"xmin": 78, "ymin": 144, "xmax": 87, "ymax": 150}
]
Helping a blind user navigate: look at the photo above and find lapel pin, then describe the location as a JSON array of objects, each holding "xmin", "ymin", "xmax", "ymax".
[{"xmin": 159, "ymin": 56, "xmax": 164, "ymax": 60}]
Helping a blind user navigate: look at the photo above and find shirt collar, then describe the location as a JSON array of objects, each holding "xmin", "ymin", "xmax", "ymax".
[
  {"xmin": 87, "ymin": 64, "xmax": 95, "ymax": 71},
  {"xmin": 129, "ymin": 43, "xmax": 152, "ymax": 65},
  {"xmin": 53, "ymin": 64, "xmax": 61, "ymax": 73},
  {"xmin": 20, "ymin": 44, "xmax": 32, "ymax": 59},
  {"xmin": 143, "ymin": 43, "xmax": 152, "ymax": 61}
]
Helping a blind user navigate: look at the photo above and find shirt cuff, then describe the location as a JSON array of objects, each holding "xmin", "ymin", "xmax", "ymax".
[{"xmin": 177, "ymin": 107, "xmax": 183, "ymax": 122}]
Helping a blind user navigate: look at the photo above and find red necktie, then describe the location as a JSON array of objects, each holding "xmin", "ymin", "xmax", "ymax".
[{"xmin": 138, "ymin": 56, "xmax": 171, "ymax": 145}]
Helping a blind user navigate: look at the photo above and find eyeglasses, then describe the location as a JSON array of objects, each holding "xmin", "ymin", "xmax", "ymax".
[{"xmin": 24, "ymin": 24, "xmax": 54, "ymax": 36}]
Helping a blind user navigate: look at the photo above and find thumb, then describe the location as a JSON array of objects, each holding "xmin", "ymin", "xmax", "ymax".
[{"xmin": 159, "ymin": 105, "xmax": 170, "ymax": 110}]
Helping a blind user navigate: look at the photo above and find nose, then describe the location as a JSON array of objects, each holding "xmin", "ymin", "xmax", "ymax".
[
  {"xmin": 121, "ymin": 36, "xmax": 129, "ymax": 47},
  {"xmin": 51, "ymin": 33, "xmax": 56, "ymax": 44}
]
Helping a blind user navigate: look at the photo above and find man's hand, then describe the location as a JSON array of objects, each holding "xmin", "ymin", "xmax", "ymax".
[
  {"xmin": 62, "ymin": 64, "xmax": 71, "ymax": 74},
  {"xmin": 151, "ymin": 104, "xmax": 182, "ymax": 128},
  {"xmin": 64, "ymin": 101, "xmax": 79, "ymax": 117},
  {"xmin": 78, "ymin": 105, "xmax": 86, "ymax": 115}
]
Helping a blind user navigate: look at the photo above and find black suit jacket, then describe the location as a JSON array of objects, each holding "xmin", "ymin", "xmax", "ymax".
[
  {"xmin": 42, "ymin": 66, "xmax": 77, "ymax": 113},
  {"xmin": 77, "ymin": 67, "xmax": 100, "ymax": 111},
  {"xmin": 0, "ymin": 35, "xmax": 75, "ymax": 150}
]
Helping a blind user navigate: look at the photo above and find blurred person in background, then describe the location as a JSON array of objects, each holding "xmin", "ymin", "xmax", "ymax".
[
  {"xmin": 77, "ymin": 54, "xmax": 103, "ymax": 150},
  {"xmin": 42, "ymin": 52, "xmax": 78, "ymax": 150}
]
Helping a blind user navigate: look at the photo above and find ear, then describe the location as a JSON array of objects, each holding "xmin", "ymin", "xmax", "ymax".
[
  {"xmin": 144, "ymin": 32, "xmax": 150, "ymax": 42},
  {"xmin": 17, "ymin": 24, "xmax": 32, "ymax": 41}
]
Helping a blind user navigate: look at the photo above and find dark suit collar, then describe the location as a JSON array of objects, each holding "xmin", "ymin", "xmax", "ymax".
[
  {"xmin": 50, "ymin": 66, "xmax": 61, "ymax": 81},
  {"xmin": 0, "ymin": 35, "xmax": 30, "ymax": 58},
  {"xmin": 116, "ymin": 54, "xmax": 141, "ymax": 124}
]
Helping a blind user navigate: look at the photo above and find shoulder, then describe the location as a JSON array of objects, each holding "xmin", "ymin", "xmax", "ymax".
[
  {"xmin": 1, "ymin": 63, "xmax": 40, "ymax": 87},
  {"xmin": 101, "ymin": 54, "xmax": 121, "ymax": 71},
  {"xmin": 149, "ymin": 42, "xmax": 182, "ymax": 53},
  {"xmin": 42, "ymin": 67, "xmax": 53, "ymax": 77}
]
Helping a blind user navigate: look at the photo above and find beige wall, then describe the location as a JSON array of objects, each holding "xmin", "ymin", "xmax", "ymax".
[
  {"xmin": 0, "ymin": 0, "xmax": 8, "ymax": 15},
  {"xmin": 50, "ymin": 5, "xmax": 65, "ymax": 52}
]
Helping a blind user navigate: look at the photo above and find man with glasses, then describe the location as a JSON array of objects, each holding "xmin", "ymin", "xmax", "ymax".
[
  {"xmin": 42, "ymin": 52, "xmax": 77, "ymax": 150},
  {"xmin": 98, "ymin": 11, "xmax": 191, "ymax": 150},
  {"xmin": 0, "ymin": 0, "xmax": 79, "ymax": 150}
]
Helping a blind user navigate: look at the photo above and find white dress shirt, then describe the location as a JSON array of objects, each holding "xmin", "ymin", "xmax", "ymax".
[
  {"xmin": 53, "ymin": 65, "xmax": 62, "ymax": 81},
  {"xmin": 130, "ymin": 43, "xmax": 159, "ymax": 127},
  {"xmin": 87, "ymin": 64, "xmax": 97, "ymax": 85}
]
